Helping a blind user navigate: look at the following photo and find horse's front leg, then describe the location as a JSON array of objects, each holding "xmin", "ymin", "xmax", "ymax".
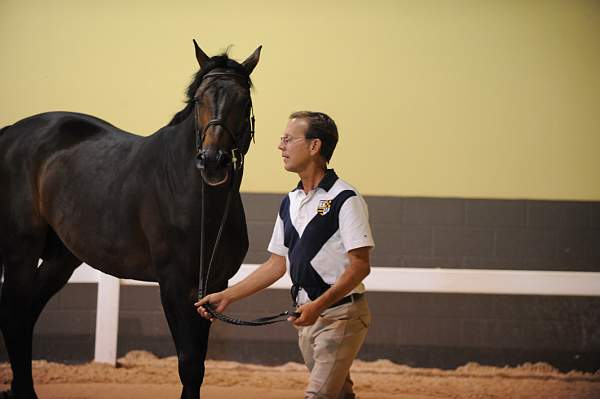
[{"xmin": 158, "ymin": 269, "xmax": 211, "ymax": 399}]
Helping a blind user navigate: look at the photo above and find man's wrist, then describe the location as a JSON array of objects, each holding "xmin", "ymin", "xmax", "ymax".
[
  {"xmin": 312, "ymin": 293, "xmax": 337, "ymax": 312},
  {"xmin": 221, "ymin": 288, "xmax": 236, "ymax": 303}
]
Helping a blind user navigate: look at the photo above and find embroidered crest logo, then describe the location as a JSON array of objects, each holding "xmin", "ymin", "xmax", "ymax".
[{"xmin": 317, "ymin": 200, "xmax": 332, "ymax": 216}]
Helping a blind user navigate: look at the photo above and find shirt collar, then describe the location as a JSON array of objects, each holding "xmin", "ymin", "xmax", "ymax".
[{"xmin": 293, "ymin": 169, "xmax": 338, "ymax": 192}]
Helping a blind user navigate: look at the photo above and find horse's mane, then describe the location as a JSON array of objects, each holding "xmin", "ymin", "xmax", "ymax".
[{"xmin": 168, "ymin": 53, "xmax": 252, "ymax": 126}]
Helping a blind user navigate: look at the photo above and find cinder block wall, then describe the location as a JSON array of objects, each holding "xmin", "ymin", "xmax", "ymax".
[{"xmin": 2, "ymin": 195, "xmax": 599, "ymax": 371}]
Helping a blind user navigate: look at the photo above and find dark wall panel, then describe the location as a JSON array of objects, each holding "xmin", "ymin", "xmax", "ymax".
[{"xmin": 242, "ymin": 194, "xmax": 600, "ymax": 271}]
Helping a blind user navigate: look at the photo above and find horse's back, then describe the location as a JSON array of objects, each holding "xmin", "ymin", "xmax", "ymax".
[
  {"xmin": 2, "ymin": 111, "xmax": 144, "ymax": 174},
  {"xmin": 1, "ymin": 111, "xmax": 139, "ymax": 153}
]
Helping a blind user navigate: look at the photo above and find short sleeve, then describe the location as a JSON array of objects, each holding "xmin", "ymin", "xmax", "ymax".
[
  {"xmin": 338, "ymin": 195, "xmax": 375, "ymax": 252},
  {"xmin": 267, "ymin": 214, "xmax": 288, "ymax": 256}
]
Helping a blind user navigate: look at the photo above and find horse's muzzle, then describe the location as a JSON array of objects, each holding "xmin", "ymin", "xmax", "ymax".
[{"xmin": 196, "ymin": 148, "xmax": 231, "ymax": 186}]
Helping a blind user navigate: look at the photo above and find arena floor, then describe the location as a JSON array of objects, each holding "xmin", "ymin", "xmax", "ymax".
[{"xmin": 1, "ymin": 351, "xmax": 599, "ymax": 399}]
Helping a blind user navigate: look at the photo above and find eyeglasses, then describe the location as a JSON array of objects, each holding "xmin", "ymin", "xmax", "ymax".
[{"xmin": 279, "ymin": 136, "xmax": 307, "ymax": 146}]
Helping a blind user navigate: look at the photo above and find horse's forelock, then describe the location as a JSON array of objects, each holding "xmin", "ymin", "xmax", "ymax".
[{"xmin": 186, "ymin": 55, "xmax": 251, "ymax": 100}]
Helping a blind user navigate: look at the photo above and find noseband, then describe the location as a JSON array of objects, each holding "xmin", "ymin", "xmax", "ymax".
[{"xmin": 193, "ymin": 71, "xmax": 255, "ymax": 171}]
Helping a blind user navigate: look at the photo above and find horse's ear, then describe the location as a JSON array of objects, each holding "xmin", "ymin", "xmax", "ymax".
[
  {"xmin": 193, "ymin": 39, "xmax": 210, "ymax": 68},
  {"xmin": 242, "ymin": 46, "xmax": 262, "ymax": 74}
]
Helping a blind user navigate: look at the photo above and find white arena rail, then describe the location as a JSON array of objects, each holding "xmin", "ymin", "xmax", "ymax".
[{"xmin": 63, "ymin": 264, "xmax": 600, "ymax": 365}]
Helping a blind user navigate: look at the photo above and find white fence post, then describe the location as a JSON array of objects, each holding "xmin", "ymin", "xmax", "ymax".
[{"xmin": 93, "ymin": 272, "xmax": 120, "ymax": 365}]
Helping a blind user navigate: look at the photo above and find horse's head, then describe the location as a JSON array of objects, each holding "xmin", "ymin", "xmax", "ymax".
[{"xmin": 192, "ymin": 41, "xmax": 261, "ymax": 186}]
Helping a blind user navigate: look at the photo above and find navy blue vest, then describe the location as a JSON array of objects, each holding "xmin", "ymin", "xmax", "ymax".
[{"xmin": 279, "ymin": 189, "xmax": 356, "ymax": 304}]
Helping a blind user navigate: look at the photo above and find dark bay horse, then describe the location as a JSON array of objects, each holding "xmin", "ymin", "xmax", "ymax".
[{"xmin": 0, "ymin": 41, "xmax": 261, "ymax": 399}]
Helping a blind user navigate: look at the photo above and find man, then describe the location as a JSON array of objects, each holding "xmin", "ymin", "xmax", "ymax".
[{"xmin": 195, "ymin": 111, "xmax": 374, "ymax": 399}]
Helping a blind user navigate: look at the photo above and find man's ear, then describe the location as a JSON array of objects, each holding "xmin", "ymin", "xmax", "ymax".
[{"xmin": 310, "ymin": 138, "xmax": 322, "ymax": 155}]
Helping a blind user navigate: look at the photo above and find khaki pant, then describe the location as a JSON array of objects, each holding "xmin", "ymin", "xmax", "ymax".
[{"xmin": 297, "ymin": 296, "xmax": 371, "ymax": 399}]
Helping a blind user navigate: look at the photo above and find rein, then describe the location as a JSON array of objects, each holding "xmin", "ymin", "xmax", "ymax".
[
  {"xmin": 204, "ymin": 305, "xmax": 297, "ymax": 326},
  {"xmin": 194, "ymin": 70, "xmax": 296, "ymax": 326},
  {"xmin": 197, "ymin": 167, "xmax": 298, "ymax": 326}
]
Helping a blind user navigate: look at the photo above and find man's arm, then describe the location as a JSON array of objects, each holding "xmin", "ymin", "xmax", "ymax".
[
  {"xmin": 292, "ymin": 246, "xmax": 371, "ymax": 326},
  {"xmin": 195, "ymin": 253, "xmax": 286, "ymax": 320}
]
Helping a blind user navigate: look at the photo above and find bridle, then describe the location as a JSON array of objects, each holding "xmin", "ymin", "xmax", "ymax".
[
  {"xmin": 193, "ymin": 71, "xmax": 255, "ymax": 172},
  {"xmin": 194, "ymin": 70, "xmax": 252, "ymax": 301},
  {"xmin": 193, "ymin": 70, "xmax": 296, "ymax": 326}
]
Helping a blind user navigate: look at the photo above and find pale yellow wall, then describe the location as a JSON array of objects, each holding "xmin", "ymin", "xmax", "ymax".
[{"xmin": 1, "ymin": 1, "xmax": 599, "ymax": 200}]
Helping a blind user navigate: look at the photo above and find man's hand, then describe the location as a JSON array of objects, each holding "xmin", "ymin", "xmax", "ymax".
[
  {"xmin": 289, "ymin": 301, "xmax": 324, "ymax": 327},
  {"xmin": 194, "ymin": 291, "xmax": 231, "ymax": 321},
  {"xmin": 193, "ymin": 253, "xmax": 286, "ymax": 322}
]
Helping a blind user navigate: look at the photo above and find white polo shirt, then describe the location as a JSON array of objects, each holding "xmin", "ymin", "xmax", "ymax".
[{"xmin": 268, "ymin": 169, "xmax": 375, "ymax": 305}]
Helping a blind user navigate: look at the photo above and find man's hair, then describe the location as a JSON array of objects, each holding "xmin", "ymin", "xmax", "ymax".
[{"xmin": 289, "ymin": 111, "xmax": 338, "ymax": 163}]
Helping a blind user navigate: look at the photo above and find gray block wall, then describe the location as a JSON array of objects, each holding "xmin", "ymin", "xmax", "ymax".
[{"xmin": 1, "ymin": 195, "xmax": 599, "ymax": 371}]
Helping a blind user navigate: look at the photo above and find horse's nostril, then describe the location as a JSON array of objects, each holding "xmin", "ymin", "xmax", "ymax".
[
  {"xmin": 217, "ymin": 150, "xmax": 231, "ymax": 168},
  {"xmin": 195, "ymin": 150, "xmax": 207, "ymax": 170}
]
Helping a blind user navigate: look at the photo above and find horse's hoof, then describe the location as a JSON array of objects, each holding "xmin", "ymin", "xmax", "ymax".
[
  {"xmin": 0, "ymin": 389, "xmax": 36, "ymax": 399},
  {"xmin": 1, "ymin": 390, "xmax": 37, "ymax": 399},
  {"xmin": 0, "ymin": 390, "xmax": 15, "ymax": 399}
]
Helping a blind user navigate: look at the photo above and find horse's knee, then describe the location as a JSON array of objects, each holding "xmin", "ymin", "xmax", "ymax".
[
  {"xmin": 178, "ymin": 350, "xmax": 206, "ymax": 372},
  {"xmin": 178, "ymin": 350, "xmax": 206, "ymax": 384}
]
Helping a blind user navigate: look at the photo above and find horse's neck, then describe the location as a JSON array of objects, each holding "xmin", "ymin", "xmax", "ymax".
[
  {"xmin": 147, "ymin": 113, "xmax": 199, "ymax": 193},
  {"xmin": 163, "ymin": 111, "xmax": 196, "ymax": 158},
  {"xmin": 151, "ymin": 110, "xmax": 193, "ymax": 167}
]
